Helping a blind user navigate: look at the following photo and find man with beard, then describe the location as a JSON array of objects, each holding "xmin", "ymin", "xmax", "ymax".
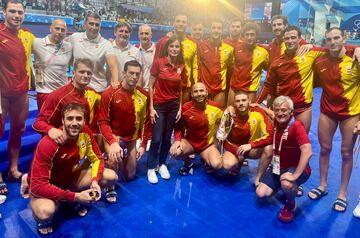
[
  {"xmin": 112, "ymin": 21, "xmax": 140, "ymax": 81},
  {"xmin": 228, "ymin": 21, "xmax": 269, "ymax": 104},
  {"xmin": 135, "ymin": 24, "xmax": 155, "ymax": 91},
  {"xmin": 256, "ymin": 96, "xmax": 312, "ymax": 222},
  {"xmin": 28, "ymin": 103, "xmax": 117, "ymax": 235},
  {"xmin": 197, "ymin": 19, "xmax": 234, "ymax": 108},
  {"xmin": 221, "ymin": 92, "xmax": 273, "ymax": 184},
  {"xmin": 155, "ymin": 13, "xmax": 198, "ymax": 103},
  {"xmin": 170, "ymin": 82, "xmax": 223, "ymax": 175},
  {"xmin": 266, "ymin": 15, "xmax": 309, "ymax": 63},
  {"xmin": 69, "ymin": 12, "xmax": 119, "ymax": 93},
  {"xmin": 32, "ymin": 18, "xmax": 72, "ymax": 109}
]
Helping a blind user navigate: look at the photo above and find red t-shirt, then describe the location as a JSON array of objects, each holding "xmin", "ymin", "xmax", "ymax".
[
  {"xmin": 274, "ymin": 119, "xmax": 311, "ymax": 175},
  {"xmin": 150, "ymin": 57, "xmax": 185, "ymax": 105}
]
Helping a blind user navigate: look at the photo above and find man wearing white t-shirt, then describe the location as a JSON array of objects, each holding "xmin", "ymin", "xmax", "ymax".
[
  {"xmin": 136, "ymin": 24, "xmax": 155, "ymax": 91},
  {"xmin": 112, "ymin": 21, "xmax": 140, "ymax": 80},
  {"xmin": 69, "ymin": 13, "xmax": 119, "ymax": 93},
  {"xmin": 32, "ymin": 19, "xmax": 72, "ymax": 110}
]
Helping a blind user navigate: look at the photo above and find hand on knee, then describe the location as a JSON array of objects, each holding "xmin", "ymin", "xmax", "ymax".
[
  {"xmin": 256, "ymin": 186, "xmax": 273, "ymax": 198},
  {"xmin": 281, "ymin": 180, "xmax": 296, "ymax": 194}
]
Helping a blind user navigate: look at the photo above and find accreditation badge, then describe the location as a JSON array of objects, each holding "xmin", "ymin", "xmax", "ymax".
[
  {"xmin": 177, "ymin": 67, "xmax": 181, "ymax": 74},
  {"xmin": 271, "ymin": 155, "xmax": 280, "ymax": 175}
]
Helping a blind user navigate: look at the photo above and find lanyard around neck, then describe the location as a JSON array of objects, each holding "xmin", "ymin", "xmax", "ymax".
[{"xmin": 273, "ymin": 117, "xmax": 295, "ymax": 153}]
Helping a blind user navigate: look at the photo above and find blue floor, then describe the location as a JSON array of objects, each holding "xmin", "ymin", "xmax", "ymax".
[{"xmin": 0, "ymin": 88, "xmax": 360, "ymax": 238}]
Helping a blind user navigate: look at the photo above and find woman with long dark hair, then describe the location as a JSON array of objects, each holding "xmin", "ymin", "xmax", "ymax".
[{"xmin": 147, "ymin": 36, "xmax": 185, "ymax": 184}]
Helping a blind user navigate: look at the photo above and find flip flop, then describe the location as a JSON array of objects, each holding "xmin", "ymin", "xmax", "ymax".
[
  {"xmin": 37, "ymin": 220, "xmax": 53, "ymax": 235},
  {"xmin": 0, "ymin": 181, "xmax": 9, "ymax": 195},
  {"xmin": 308, "ymin": 188, "xmax": 328, "ymax": 200},
  {"xmin": 296, "ymin": 185, "xmax": 304, "ymax": 197},
  {"xmin": 333, "ymin": 198, "xmax": 347, "ymax": 212},
  {"xmin": 73, "ymin": 203, "xmax": 88, "ymax": 217},
  {"xmin": 105, "ymin": 189, "xmax": 117, "ymax": 203}
]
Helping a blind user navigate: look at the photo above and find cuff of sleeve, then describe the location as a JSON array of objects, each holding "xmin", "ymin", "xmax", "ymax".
[
  {"xmin": 108, "ymin": 137, "xmax": 117, "ymax": 145},
  {"xmin": 68, "ymin": 191, "xmax": 76, "ymax": 202},
  {"xmin": 140, "ymin": 140, "xmax": 147, "ymax": 148},
  {"xmin": 249, "ymin": 142, "xmax": 256, "ymax": 149}
]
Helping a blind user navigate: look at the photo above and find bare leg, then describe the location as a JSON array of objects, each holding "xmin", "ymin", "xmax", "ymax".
[
  {"xmin": 182, "ymin": 88, "xmax": 191, "ymax": 104},
  {"xmin": 200, "ymin": 145, "xmax": 222, "ymax": 170},
  {"xmin": 30, "ymin": 196, "xmax": 59, "ymax": 235},
  {"xmin": 335, "ymin": 115, "xmax": 359, "ymax": 207},
  {"xmin": 295, "ymin": 107, "xmax": 312, "ymax": 133},
  {"xmin": 250, "ymin": 145, "xmax": 272, "ymax": 185},
  {"xmin": 122, "ymin": 140, "xmax": 137, "ymax": 181},
  {"xmin": 2, "ymin": 94, "xmax": 29, "ymax": 179},
  {"xmin": 227, "ymin": 88, "xmax": 235, "ymax": 106},
  {"xmin": 313, "ymin": 113, "xmax": 338, "ymax": 195},
  {"xmin": 248, "ymin": 92, "xmax": 256, "ymax": 103},
  {"xmin": 214, "ymin": 91, "xmax": 226, "ymax": 109}
]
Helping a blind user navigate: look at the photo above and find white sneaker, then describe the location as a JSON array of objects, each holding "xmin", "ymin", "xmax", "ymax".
[
  {"xmin": 147, "ymin": 169, "xmax": 158, "ymax": 184},
  {"xmin": 158, "ymin": 164, "xmax": 171, "ymax": 179},
  {"xmin": 0, "ymin": 195, "xmax": 6, "ymax": 205},
  {"xmin": 353, "ymin": 201, "xmax": 360, "ymax": 218}
]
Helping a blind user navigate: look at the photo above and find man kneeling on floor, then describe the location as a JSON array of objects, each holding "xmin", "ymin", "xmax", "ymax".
[
  {"xmin": 256, "ymin": 96, "xmax": 312, "ymax": 222},
  {"xmin": 27, "ymin": 103, "xmax": 118, "ymax": 235},
  {"xmin": 220, "ymin": 91, "xmax": 273, "ymax": 183},
  {"xmin": 170, "ymin": 82, "xmax": 223, "ymax": 175}
]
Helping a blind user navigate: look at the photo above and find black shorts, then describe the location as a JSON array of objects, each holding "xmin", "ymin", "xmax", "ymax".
[{"xmin": 260, "ymin": 167, "xmax": 310, "ymax": 191}]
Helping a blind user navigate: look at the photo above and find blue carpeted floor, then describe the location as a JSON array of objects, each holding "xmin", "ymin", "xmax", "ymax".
[{"xmin": 0, "ymin": 88, "xmax": 359, "ymax": 238}]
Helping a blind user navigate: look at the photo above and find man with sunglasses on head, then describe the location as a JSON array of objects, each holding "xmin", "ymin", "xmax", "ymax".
[
  {"xmin": 32, "ymin": 19, "xmax": 72, "ymax": 110},
  {"xmin": 69, "ymin": 12, "xmax": 119, "ymax": 93}
]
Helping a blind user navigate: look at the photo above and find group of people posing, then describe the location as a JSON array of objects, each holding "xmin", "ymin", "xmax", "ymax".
[{"xmin": 0, "ymin": 0, "xmax": 359, "ymax": 235}]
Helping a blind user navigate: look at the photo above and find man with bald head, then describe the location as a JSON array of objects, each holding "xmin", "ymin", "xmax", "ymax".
[
  {"xmin": 32, "ymin": 18, "xmax": 73, "ymax": 109},
  {"xmin": 136, "ymin": 24, "xmax": 155, "ymax": 91},
  {"xmin": 170, "ymin": 82, "xmax": 223, "ymax": 175}
]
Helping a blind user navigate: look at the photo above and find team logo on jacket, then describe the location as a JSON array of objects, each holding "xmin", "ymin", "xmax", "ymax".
[
  {"xmin": 1, "ymin": 39, "xmax": 7, "ymax": 44},
  {"xmin": 137, "ymin": 97, "xmax": 143, "ymax": 105},
  {"xmin": 80, "ymin": 140, "xmax": 86, "ymax": 149},
  {"xmin": 224, "ymin": 49, "xmax": 228, "ymax": 55},
  {"xmin": 251, "ymin": 118, "xmax": 257, "ymax": 125},
  {"xmin": 186, "ymin": 44, "xmax": 190, "ymax": 50}
]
